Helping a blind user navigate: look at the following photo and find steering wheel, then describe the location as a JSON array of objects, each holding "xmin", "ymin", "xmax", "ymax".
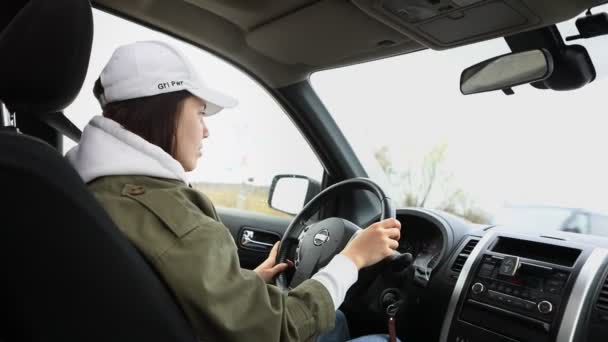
[{"xmin": 275, "ymin": 177, "xmax": 397, "ymax": 289}]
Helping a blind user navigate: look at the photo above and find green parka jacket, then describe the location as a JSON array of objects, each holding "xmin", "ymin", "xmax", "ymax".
[{"xmin": 88, "ymin": 175, "xmax": 335, "ymax": 342}]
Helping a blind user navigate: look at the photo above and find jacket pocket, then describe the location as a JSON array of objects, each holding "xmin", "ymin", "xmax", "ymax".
[{"xmin": 122, "ymin": 184, "xmax": 210, "ymax": 238}]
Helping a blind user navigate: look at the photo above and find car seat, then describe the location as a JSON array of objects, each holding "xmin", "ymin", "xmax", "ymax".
[{"xmin": 0, "ymin": 1, "xmax": 197, "ymax": 341}]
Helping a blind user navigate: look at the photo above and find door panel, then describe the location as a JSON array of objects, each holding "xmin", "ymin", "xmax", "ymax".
[{"xmin": 217, "ymin": 207, "xmax": 292, "ymax": 269}]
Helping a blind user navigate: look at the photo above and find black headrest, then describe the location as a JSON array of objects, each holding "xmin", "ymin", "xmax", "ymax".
[{"xmin": 0, "ymin": 0, "xmax": 93, "ymax": 114}]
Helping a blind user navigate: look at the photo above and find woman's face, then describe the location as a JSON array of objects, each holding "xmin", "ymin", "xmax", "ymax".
[{"xmin": 174, "ymin": 96, "xmax": 209, "ymax": 171}]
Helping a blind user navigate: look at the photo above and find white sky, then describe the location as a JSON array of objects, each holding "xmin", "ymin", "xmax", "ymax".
[{"xmin": 65, "ymin": 6, "xmax": 608, "ymax": 219}]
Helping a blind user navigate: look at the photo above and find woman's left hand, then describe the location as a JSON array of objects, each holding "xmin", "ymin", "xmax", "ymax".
[{"xmin": 254, "ymin": 242, "xmax": 292, "ymax": 283}]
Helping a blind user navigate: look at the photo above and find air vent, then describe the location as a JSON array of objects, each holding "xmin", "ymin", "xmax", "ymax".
[
  {"xmin": 451, "ymin": 238, "xmax": 479, "ymax": 274},
  {"xmin": 596, "ymin": 273, "xmax": 608, "ymax": 311}
]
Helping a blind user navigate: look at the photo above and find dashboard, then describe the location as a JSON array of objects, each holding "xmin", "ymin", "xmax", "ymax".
[
  {"xmin": 398, "ymin": 215, "xmax": 443, "ymax": 259},
  {"xmin": 354, "ymin": 207, "xmax": 608, "ymax": 342},
  {"xmin": 343, "ymin": 208, "xmax": 463, "ymax": 340},
  {"xmin": 396, "ymin": 212, "xmax": 447, "ymax": 287}
]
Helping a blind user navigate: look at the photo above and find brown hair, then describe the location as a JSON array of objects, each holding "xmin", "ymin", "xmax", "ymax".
[{"xmin": 94, "ymin": 78, "xmax": 191, "ymax": 156}]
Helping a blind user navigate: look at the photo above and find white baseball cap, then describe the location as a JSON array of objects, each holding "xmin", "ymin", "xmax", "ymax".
[{"xmin": 95, "ymin": 40, "xmax": 237, "ymax": 116}]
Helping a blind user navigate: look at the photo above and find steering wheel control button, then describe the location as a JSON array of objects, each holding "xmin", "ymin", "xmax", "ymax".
[
  {"xmin": 471, "ymin": 282, "xmax": 485, "ymax": 295},
  {"xmin": 538, "ymin": 300, "xmax": 553, "ymax": 314},
  {"xmin": 498, "ymin": 256, "xmax": 520, "ymax": 276}
]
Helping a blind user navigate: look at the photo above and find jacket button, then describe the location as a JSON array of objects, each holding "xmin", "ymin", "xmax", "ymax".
[{"xmin": 128, "ymin": 185, "xmax": 146, "ymax": 196}]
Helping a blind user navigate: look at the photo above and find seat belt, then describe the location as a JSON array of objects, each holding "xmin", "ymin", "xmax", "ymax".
[{"xmin": 38, "ymin": 111, "xmax": 82, "ymax": 142}]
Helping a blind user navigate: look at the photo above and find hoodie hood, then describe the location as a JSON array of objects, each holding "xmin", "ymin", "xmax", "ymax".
[{"xmin": 66, "ymin": 116, "xmax": 189, "ymax": 184}]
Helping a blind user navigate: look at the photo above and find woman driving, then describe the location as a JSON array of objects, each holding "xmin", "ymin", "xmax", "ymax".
[{"xmin": 67, "ymin": 40, "xmax": 402, "ymax": 342}]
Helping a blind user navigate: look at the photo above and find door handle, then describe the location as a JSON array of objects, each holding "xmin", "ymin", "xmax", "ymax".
[{"xmin": 241, "ymin": 229, "xmax": 274, "ymax": 250}]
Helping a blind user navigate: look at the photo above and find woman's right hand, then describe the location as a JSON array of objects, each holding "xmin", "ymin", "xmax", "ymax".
[{"xmin": 339, "ymin": 218, "xmax": 402, "ymax": 270}]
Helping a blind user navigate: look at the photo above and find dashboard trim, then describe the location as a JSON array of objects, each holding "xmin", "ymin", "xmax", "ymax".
[
  {"xmin": 556, "ymin": 247, "xmax": 608, "ymax": 342},
  {"xmin": 439, "ymin": 231, "xmax": 496, "ymax": 342}
]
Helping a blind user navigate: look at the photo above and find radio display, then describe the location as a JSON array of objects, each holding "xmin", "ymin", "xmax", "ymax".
[
  {"xmin": 495, "ymin": 267, "xmax": 543, "ymax": 290},
  {"xmin": 491, "ymin": 237, "xmax": 581, "ymax": 267}
]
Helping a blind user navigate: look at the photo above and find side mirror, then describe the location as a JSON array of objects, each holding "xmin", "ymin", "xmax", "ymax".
[
  {"xmin": 460, "ymin": 49, "xmax": 554, "ymax": 95},
  {"xmin": 268, "ymin": 175, "xmax": 321, "ymax": 216}
]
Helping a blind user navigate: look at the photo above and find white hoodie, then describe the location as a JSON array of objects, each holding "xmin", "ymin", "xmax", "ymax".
[
  {"xmin": 66, "ymin": 115, "xmax": 189, "ymax": 184},
  {"xmin": 67, "ymin": 116, "xmax": 358, "ymax": 310}
]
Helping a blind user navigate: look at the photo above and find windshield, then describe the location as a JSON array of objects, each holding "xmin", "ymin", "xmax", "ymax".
[
  {"xmin": 311, "ymin": 5, "xmax": 608, "ymax": 236},
  {"xmin": 492, "ymin": 206, "xmax": 575, "ymax": 233}
]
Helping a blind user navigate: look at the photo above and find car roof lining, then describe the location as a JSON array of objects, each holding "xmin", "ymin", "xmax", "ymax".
[{"xmin": 93, "ymin": 0, "xmax": 607, "ymax": 88}]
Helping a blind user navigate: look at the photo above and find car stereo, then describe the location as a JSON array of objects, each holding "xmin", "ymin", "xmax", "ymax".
[
  {"xmin": 441, "ymin": 233, "xmax": 591, "ymax": 342},
  {"xmin": 468, "ymin": 254, "xmax": 569, "ymax": 322}
]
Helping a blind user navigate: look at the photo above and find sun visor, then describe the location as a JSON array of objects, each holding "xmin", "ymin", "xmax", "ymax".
[{"xmin": 246, "ymin": 0, "xmax": 416, "ymax": 66}]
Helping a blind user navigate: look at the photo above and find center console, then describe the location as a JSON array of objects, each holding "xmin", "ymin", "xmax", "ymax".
[{"xmin": 440, "ymin": 231, "xmax": 608, "ymax": 342}]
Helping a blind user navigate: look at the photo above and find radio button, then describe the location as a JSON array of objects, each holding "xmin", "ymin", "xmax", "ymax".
[
  {"xmin": 479, "ymin": 263, "xmax": 495, "ymax": 277},
  {"xmin": 553, "ymin": 272, "xmax": 569, "ymax": 280},
  {"xmin": 512, "ymin": 299, "xmax": 524, "ymax": 309},
  {"xmin": 547, "ymin": 279, "xmax": 564, "ymax": 287},
  {"xmin": 471, "ymin": 282, "xmax": 485, "ymax": 295},
  {"xmin": 538, "ymin": 301, "xmax": 553, "ymax": 314},
  {"xmin": 479, "ymin": 271, "xmax": 492, "ymax": 278}
]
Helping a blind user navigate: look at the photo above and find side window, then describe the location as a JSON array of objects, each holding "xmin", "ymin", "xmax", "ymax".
[
  {"xmin": 64, "ymin": 10, "xmax": 323, "ymax": 218},
  {"xmin": 191, "ymin": 89, "xmax": 323, "ymax": 218}
]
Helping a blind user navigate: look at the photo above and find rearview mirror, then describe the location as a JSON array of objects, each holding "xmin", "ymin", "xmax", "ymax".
[
  {"xmin": 460, "ymin": 49, "xmax": 554, "ymax": 95},
  {"xmin": 268, "ymin": 175, "xmax": 321, "ymax": 215}
]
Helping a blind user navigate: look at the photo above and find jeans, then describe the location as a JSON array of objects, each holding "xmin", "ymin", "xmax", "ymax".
[{"xmin": 316, "ymin": 310, "xmax": 401, "ymax": 342}]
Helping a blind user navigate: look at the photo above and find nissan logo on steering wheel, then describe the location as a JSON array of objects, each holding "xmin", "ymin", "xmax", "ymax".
[{"xmin": 313, "ymin": 229, "xmax": 330, "ymax": 246}]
